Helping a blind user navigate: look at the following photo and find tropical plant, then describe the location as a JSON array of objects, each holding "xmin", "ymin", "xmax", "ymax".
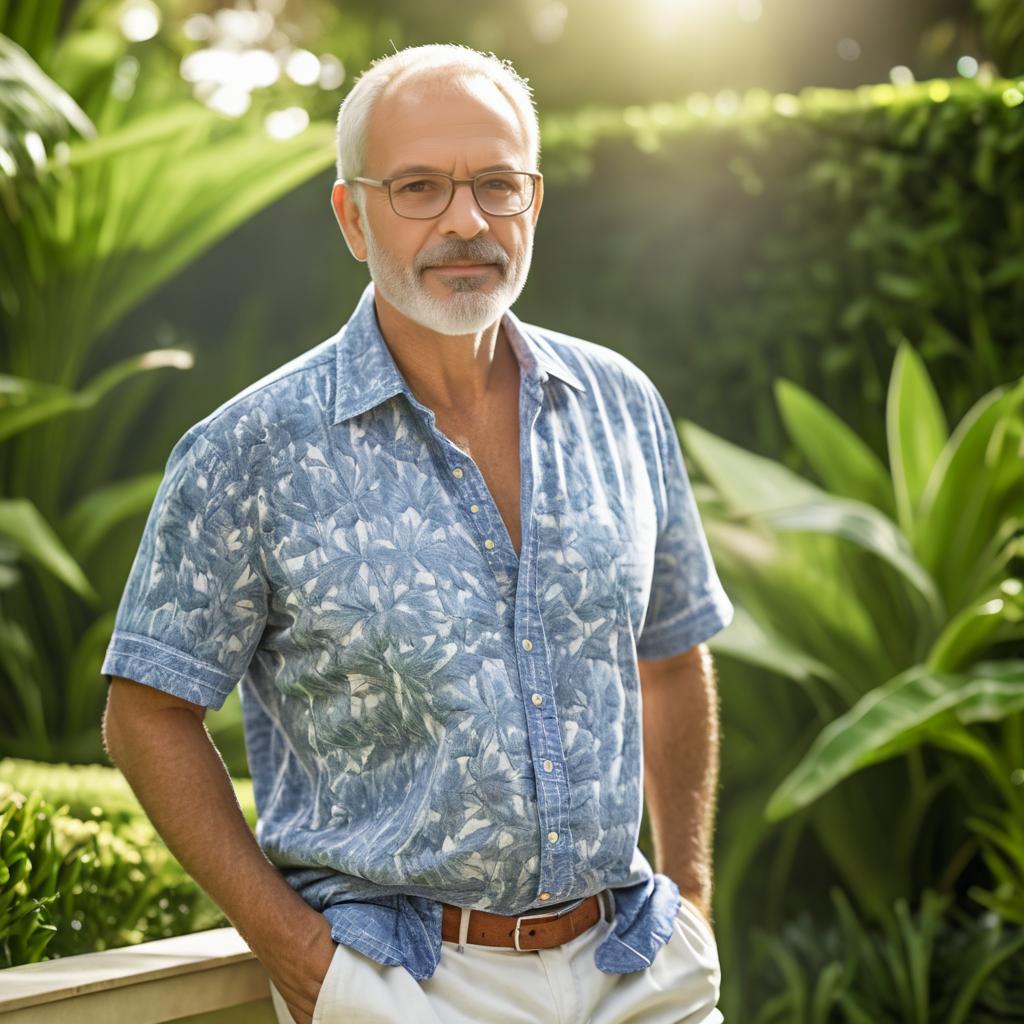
[
  {"xmin": 748, "ymin": 887, "xmax": 1024, "ymax": 1024},
  {"xmin": 0, "ymin": 760, "xmax": 256, "ymax": 967},
  {"xmin": 691, "ymin": 340, "xmax": 1023, "ymax": 1013},
  {"xmin": 0, "ymin": 3, "xmax": 335, "ymax": 763}
]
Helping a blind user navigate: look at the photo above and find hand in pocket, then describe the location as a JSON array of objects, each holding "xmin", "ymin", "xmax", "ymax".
[{"xmin": 257, "ymin": 912, "xmax": 339, "ymax": 1024}]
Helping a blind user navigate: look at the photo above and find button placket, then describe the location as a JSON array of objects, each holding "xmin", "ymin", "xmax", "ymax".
[
  {"xmin": 431, "ymin": 376, "xmax": 571, "ymax": 906},
  {"xmin": 518, "ymin": 629, "xmax": 562, "ymax": 866},
  {"xmin": 445, "ymin": 453, "xmax": 513, "ymax": 565}
]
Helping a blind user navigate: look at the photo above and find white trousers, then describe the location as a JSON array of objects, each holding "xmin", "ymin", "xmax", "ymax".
[{"xmin": 269, "ymin": 894, "xmax": 723, "ymax": 1024}]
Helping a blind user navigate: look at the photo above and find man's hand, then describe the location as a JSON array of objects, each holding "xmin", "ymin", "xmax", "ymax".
[{"xmin": 251, "ymin": 908, "xmax": 338, "ymax": 1024}]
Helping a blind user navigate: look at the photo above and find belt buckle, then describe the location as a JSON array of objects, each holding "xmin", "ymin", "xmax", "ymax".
[{"xmin": 513, "ymin": 910, "xmax": 547, "ymax": 951}]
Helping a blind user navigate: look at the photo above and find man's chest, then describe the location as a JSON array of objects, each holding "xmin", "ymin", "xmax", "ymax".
[
  {"xmin": 259, "ymin": 389, "xmax": 660, "ymax": 761},
  {"xmin": 432, "ymin": 403, "xmax": 522, "ymax": 559},
  {"xmin": 266, "ymin": 392, "xmax": 658, "ymax": 635}
]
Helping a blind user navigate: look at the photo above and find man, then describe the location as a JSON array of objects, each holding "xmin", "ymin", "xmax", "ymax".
[{"xmin": 100, "ymin": 42, "xmax": 733, "ymax": 1024}]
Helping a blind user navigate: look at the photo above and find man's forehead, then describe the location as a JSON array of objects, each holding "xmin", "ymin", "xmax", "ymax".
[{"xmin": 366, "ymin": 73, "xmax": 529, "ymax": 169}]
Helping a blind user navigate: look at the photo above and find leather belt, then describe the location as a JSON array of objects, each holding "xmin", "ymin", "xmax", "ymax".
[{"xmin": 440, "ymin": 892, "xmax": 607, "ymax": 951}]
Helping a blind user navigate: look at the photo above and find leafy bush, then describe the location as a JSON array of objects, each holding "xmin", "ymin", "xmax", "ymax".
[
  {"xmin": 748, "ymin": 888, "xmax": 1024, "ymax": 1023},
  {"xmin": 528, "ymin": 76, "xmax": 1024, "ymax": 464},
  {"xmin": 0, "ymin": 15, "xmax": 334, "ymax": 766},
  {"xmin": 688, "ymin": 342, "xmax": 1023, "ymax": 1016},
  {"xmin": 0, "ymin": 759, "xmax": 255, "ymax": 967},
  {"xmin": 976, "ymin": 0, "xmax": 1024, "ymax": 76}
]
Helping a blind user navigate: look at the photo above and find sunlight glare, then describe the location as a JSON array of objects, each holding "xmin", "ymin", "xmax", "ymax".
[
  {"xmin": 646, "ymin": 0, "xmax": 726, "ymax": 32},
  {"xmin": 119, "ymin": 0, "xmax": 161, "ymax": 42}
]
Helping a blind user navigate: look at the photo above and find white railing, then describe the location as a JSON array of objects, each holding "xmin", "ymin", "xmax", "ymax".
[{"xmin": 0, "ymin": 927, "xmax": 278, "ymax": 1023}]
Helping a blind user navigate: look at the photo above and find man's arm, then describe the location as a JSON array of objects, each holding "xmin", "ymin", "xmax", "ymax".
[
  {"xmin": 638, "ymin": 642, "xmax": 720, "ymax": 928},
  {"xmin": 102, "ymin": 676, "xmax": 334, "ymax": 1024}
]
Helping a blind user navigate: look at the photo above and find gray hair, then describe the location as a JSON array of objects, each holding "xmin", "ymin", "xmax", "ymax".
[{"xmin": 335, "ymin": 44, "xmax": 540, "ymax": 214}]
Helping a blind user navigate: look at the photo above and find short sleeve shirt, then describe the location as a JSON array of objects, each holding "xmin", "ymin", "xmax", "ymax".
[{"xmin": 101, "ymin": 280, "xmax": 734, "ymax": 979}]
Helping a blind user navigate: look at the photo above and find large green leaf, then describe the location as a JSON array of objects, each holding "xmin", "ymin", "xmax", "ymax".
[
  {"xmin": 0, "ymin": 32, "xmax": 94, "ymax": 183},
  {"xmin": 43, "ymin": 112, "xmax": 339, "ymax": 337},
  {"xmin": 915, "ymin": 378, "xmax": 1024, "ymax": 607},
  {"xmin": 689, "ymin": 418, "xmax": 943, "ymax": 670},
  {"xmin": 62, "ymin": 471, "xmax": 163, "ymax": 561},
  {"xmin": 765, "ymin": 660, "xmax": 1024, "ymax": 820},
  {"xmin": 0, "ymin": 498, "xmax": 96, "ymax": 602},
  {"xmin": 704, "ymin": 600, "xmax": 843, "ymax": 690},
  {"xmin": 0, "ymin": 349, "xmax": 191, "ymax": 442},
  {"xmin": 759, "ymin": 497, "xmax": 943, "ymax": 628},
  {"xmin": 704, "ymin": 516, "xmax": 887, "ymax": 693},
  {"xmin": 886, "ymin": 340, "xmax": 947, "ymax": 542},
  {"xmin": 680, "ymin": 419, "xmax": 823, "ymax": 516},
  {"xmin": 927, "ymin": 578, "xmax": 1024, "ymax": 672},
  {"xmin": 774, "ymin": 377, "xmax": 894, "ymax": 515}
]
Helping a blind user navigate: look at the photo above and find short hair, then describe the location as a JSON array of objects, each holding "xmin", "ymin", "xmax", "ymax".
[{"xmin": 335, "ymin": 44, "xmax": 540, "ymax": 212}]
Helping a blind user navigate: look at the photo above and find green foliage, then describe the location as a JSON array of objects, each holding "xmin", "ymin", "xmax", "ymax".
[
  {"xmin": 976, "ymin": 0, "xmax": 1024, "ymax": 76},
  {"xmin": 764, "ymin": 662, "xmax": 1024, "ymax": 821},
  {"xmin": 690, "ymin": 344, "xmax": 1023, "ymax": 1016},
  {"xmin": 0, "ymin": 14, "xmax": 334, "ymax": 764},
  {"xmin": 749, "ymin": 888, "xmax": 1024, "ymax": 1023},
  {"xmin": 527, "ymin": 76, "xmax": 1024, "ymax": 466},
  {"xmin": 0, "ymin": 759, "xmax": 256, "ymax": 967}
]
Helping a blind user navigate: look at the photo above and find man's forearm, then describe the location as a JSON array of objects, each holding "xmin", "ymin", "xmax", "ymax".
[
  {"xmin": 104, "ymin": 706, "xmax": 317, "ymax": 953},
  {"xmin": 640, "ymin": 647, "xmax": 721, "ymax": 918}
]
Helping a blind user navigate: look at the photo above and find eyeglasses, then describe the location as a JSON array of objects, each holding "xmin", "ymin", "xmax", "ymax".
[{"xmin": 342, "ymin": 170, "xmax": 542, "ymax": 219}]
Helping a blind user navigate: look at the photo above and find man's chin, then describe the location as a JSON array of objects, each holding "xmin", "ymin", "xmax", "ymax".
[
  {"xmin": 416, "ymin": 311, "xmax": 502, "ymax": 336},
  {"xmin": 408, "ymin": 284, "xmax": 502, "ymax": 325}
]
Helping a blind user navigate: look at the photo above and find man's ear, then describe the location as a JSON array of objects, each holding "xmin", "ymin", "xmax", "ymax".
[
  {"xmin": 331, "ymin": 180, "xmax": 368, "ymax": 263},
  {"xmin": 530, "ymin": 173, "xmax": 544, "ymax": 228}
]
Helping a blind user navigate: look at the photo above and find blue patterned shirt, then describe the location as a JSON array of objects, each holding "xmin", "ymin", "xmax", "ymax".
[{"xmin": 101, "ymin": 280, "xmax": 734, "ymax": 980}]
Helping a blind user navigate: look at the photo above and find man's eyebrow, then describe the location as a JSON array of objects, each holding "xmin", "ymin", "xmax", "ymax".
[{"xmin": 387, "ymin": 162, "xmax": 519, "ymax": 176}]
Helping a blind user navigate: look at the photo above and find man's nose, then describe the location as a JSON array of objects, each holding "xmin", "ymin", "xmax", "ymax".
[{"xmin": 436, "ymin": 181, "xmax": 489, "ymax": 237}]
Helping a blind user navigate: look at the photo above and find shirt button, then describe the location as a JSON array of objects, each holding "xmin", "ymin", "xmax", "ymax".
[
  {"xmin": 547, "ymin": 831, "xmax": 558, "ymax": 843},
  {"xmin": 543, "ymin": 759, "xmax": 554, "ymax": 772},
  {"xmin": 484, "ymin": 538, "xmax": 495, "ymax": 550},
  {"xmin": 452, "ymin": 467, "xmax": 464, "ymax": 478},
  {"xmin": 521, "ymin": 638, "xmax": 533, "ymax": 651},
  {"xmin": 470, "ymin": 504, "xmax": 479, "ymax": 513},
  {"xmin": 531, "ymin": 693, "xmax": 543, "ymax": 706},
  {"xmin": 538, "ymin": 892, "xmax": 551, "ymax": 901}
]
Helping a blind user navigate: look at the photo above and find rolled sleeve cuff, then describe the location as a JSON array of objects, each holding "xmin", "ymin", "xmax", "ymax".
[
  {"xmin": 636, "ymin": 586, "xmax": 734, "ymax": 661},
  {"xmin": 100, "ymin": 630, "xmax": 237, "ymax": 710}
]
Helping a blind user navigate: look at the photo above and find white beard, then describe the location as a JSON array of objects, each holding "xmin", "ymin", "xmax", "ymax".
[{"xmin": 363, "ymin": 223, "xmax": 533, "ymax": 336}]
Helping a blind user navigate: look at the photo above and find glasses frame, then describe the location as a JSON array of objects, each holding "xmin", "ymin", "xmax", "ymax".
[{"xmin": 340, "ymin": 170, "xmax": 543, "ymax": 220}]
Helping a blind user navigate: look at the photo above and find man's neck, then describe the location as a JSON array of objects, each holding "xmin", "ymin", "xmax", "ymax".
[{"xmin": 372, "ymin": 291, "xmax": 513, "ymax": 415}]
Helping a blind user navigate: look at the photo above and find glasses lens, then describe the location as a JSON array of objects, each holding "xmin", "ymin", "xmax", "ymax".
[
  {"xmin": 474, "ymin": 172, "xmax": 534, "ymax": 215},
  {"xmin": 389, "ymin": 174, "xmax": 453, "ymax": 218}
]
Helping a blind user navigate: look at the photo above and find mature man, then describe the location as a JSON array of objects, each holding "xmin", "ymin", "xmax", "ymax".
[{"xmin": 101, "ymin": 43, "xmax": 733, "ymax": 1024}]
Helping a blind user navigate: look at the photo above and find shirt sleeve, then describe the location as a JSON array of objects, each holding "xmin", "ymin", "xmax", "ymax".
[
  {"xmin": 635, "ymin": 384, "xmax": 734, "ymax": 661},
  {"xmin": 100, "ymin": 432, "xmax": 269, "ymax": 710}
]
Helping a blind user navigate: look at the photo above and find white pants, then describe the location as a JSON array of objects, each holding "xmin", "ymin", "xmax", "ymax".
[{"xmin": 269, "ymin": 894, "xmax": 723, "ymax": 1024}]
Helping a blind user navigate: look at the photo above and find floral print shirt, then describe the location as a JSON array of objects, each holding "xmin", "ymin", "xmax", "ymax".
[{"xmin": 101, "ymin": 280, "xmax": 734, "ymax": 979}]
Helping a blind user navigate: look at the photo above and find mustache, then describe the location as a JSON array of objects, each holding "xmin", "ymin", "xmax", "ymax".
[{"xmin": 417, "ymin": 242, "xmax": 510, "ymax": 271}]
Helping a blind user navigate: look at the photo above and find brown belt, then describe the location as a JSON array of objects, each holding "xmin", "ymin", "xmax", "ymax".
[{"xmin": 440, "ymin": 892, "xmax": 607, "ymax": 951}]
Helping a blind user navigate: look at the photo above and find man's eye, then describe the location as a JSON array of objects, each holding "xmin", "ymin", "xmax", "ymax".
[{"xmin": 397, "ymin": 179, "xmax": 437, "ymax": 193}]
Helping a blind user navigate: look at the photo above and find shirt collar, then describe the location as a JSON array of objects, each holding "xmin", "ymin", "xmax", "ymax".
[{"xmin": 333, "ymin": 280, "xmax": 586, "ymax": 425}]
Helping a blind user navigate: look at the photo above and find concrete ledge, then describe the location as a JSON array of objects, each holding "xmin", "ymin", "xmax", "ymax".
[{"xmin": 0, "ymin": 927, "xmax": 278, "ymax": 1023}]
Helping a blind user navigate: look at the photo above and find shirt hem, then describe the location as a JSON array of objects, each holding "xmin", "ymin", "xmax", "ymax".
[
  {"xmin": 635, "ymin": 587, "xmax": 734, "ymax": 660},
  {"xmin": 100, "ymin": 630, "xmax": 237, "ymax": 710}
]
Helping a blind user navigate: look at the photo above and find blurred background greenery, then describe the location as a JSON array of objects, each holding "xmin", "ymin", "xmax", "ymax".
[{"xmin": 2, "ymin": 0, "xmax": 1023, "ymax": 1020}]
